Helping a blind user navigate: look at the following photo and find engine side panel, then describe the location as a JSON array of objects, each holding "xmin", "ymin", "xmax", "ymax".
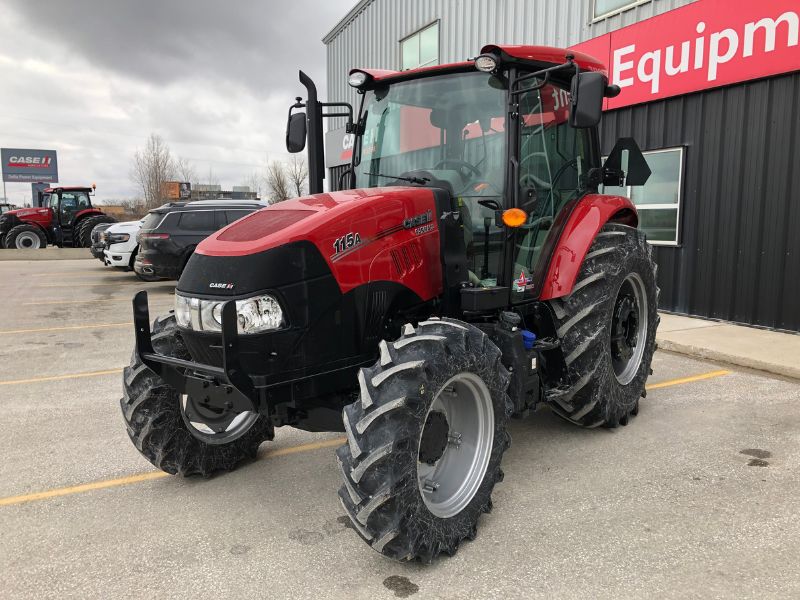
[{"xmin": 538, "ymin": 194, "xmax": 638, "ymax": 301}]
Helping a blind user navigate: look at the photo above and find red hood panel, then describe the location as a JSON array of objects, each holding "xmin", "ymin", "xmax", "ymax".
[
  {"xmin": 198, "ymin": 187, "xmax": 435, "ymax": 257},
  {"xmin": 197, "ymin": 187, "xmax": 443, "ymax": 299}
]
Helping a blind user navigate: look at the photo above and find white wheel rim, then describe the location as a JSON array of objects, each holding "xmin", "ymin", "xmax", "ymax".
[
  {"xmin": 16, "ymin": 232, "xmax": 41, "ymax": 249},
  {"xmin": 417, "ymin": 372, "xmax": 494, "ymax": 518}
]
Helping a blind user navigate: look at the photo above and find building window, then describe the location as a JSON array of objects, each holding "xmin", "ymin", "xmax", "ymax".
[
  {"xmin": 593, "ymin": 0, "xmax": 651, "ymax": 20},
  {"xmin": 603, "ymin": 147, "xmax": 684, "ymax": 246},
  {"xmin": 400, "ymin": 22, "xmax": 439, "ymax": 70}
]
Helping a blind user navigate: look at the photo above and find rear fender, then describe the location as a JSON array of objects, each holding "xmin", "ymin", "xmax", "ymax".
[{"xmin": 538, "ymin": 194, "xmax": 637, "ymax": 301}]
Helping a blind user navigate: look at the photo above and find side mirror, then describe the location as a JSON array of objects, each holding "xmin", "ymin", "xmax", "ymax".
[
  {"xmin": 286, "ymin": 112, "xmax": 307, "ymax": 153},
  {"xmin": 569, "ymin": 71, "xmax": 605, "ymax": 128}
]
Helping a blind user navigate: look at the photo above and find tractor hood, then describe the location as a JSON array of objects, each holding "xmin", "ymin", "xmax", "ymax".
[
  {"xmin": 4, "ymin": 207, "xmax": 50, "ymax": 219},
  {"xmin": 179, "ymin": 186, "xmax": 445, "ymax": 300},
  {"xmin": 196, "ymin": 187, "xmax": 435, "ymax": 258}
]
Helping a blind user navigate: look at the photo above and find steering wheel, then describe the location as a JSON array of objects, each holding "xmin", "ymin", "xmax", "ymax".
[
  {"xmin": 519, "ymin": 151, "xmax": 552, "ymax": 190},
  {"xmin": 433, "ymin": 158, "xmax": 482, "ymax": 180}
]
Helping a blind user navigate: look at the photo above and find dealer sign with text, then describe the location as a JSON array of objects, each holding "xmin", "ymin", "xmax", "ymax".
[
  {"xmin": 572, "ymin": 0, "xmax": 799, "ymax": 110},
  {"xmin": 1, "ymin": 148, "xmax": 59, "ymax": 183}
]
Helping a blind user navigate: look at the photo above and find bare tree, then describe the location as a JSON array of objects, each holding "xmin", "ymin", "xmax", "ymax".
[
  {"xmin": 205, "ymin": 165, "xmax": 220, "ymax": 187},
  {"xmin": 130, "ymin": 133, "xmax": 175, "ymax": 209},
  {"xmin": 243, "ymin": 171, "xmax": 264, "ymax": 198},
  {"xmin": 174, "ymin": 156, "xmax": 196, "ymax": 185},
  {"xmin": 286, "ymin": 155, "xmax": 308, "ymax": 197},
  {"xmin": 266, "ymin": 161, "xmax": 291, "ymax": 203}
]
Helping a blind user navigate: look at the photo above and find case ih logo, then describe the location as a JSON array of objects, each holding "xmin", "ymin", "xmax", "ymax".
[
  {"xmin": 571, "ymin": 0, "xmax": 800, "ymax": 110},
  {"xmin": 7, "ymin": 156, "xmax": 53, "ymax": 168},
  {"xmin": 209, "ymin": 282, "xmax": 235, "ymax": 289}
]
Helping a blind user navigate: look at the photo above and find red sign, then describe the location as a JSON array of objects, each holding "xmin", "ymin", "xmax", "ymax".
[{"xmin": 572, "ymin": 0, "xmax": 800, "ymax": 110}]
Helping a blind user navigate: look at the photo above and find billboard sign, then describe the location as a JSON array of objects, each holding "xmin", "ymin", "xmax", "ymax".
[
  {"xmin": 163, "ymin": 181, "xmax": 191, "ymax": 200},
  {"xmin": 571, "ymin": 0, "xmax": 800, "ymax": 110},
  {"xmin": 1, "ymin": 148, "xmax": 59, "ymax": 183}
]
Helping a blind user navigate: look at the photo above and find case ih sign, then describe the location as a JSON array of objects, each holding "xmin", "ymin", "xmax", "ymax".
[
  {"xmin": 1, "ymin": 148, "xmax": 59, "ymax": 182},
  {"xmin": 572, "ymin": 0, "xmax": 800, "ymax": 110}
]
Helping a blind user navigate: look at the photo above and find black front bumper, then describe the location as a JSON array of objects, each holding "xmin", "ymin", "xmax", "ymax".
[{"xmin": 134, "ymin": 290, "xmax": 261, "ymax": 414}]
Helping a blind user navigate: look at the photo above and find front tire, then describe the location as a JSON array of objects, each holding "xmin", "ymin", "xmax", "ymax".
[
  {"xmin": 6, "ymin": 224, "xmax": 47, "ymax": 249},
  {"xmin": 337, "ymin": 318, "xmax": 512, "ymax": 562},
  {"xmin": 545, "ymin": 223, "xmax": 658, "ymax": 428},
  {"xmin": 120, "ymin": 313, "xmax": 273, "ymax": 476}
]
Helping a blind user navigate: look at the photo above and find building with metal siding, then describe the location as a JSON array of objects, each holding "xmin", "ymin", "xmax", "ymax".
[
  {"xmin": 322, "ymin": 0, "xmax": 800, "ymax": 331},
  {"xmin": 324, "ymin": 0, "xmax": 696, "ymax": 128}
]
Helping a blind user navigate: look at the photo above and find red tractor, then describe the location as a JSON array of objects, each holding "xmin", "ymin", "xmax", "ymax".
[
  {"xmin": 0, "ymin": 185, "xmax": 115, "ymax": 249},
  {"xmin": 122, "ymin": 45, "xmax": 657, "ymax": 562}
]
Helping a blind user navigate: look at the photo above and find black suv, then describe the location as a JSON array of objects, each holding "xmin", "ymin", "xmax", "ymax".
[{"xmin": 134, "ymin": 199, "xmax": 266, "ymax": 280}]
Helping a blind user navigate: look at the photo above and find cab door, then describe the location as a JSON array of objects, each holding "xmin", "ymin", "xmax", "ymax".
[{"xmin": 510, "ymin": 81, "xmax": 597, "ymax": 301}]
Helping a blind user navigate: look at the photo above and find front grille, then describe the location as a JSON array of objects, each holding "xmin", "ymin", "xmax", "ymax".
[{"xmin": 181, "ymin": 331, "xmax": 224, "ymax": 367}]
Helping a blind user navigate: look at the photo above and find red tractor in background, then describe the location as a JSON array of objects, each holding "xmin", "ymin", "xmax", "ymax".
[
  {"xmin": 121, "ymin": 45, "xmax": 658, "ymax": 562},
  {"xmin": 0, "ymin": 185, "xmax": 115, "ymax": 249}
]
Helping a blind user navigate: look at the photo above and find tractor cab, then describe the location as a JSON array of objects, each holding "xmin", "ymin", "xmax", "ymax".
[{"xmin": 287, "ymin": 45, "xmax": 650, "ymax": 304}]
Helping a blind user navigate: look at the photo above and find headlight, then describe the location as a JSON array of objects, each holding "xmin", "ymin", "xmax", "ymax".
[
  {"xmin": 174, "ymin": 293, "xmax": 284, "ymax": 334},
  {"xmin": 108, "ymin": 233, "xmax": 130, "ymax": 243},
  {"xmin": 236, "ymin": 295, "xmax": 284, "ymax": 333},
  {"xmin": 174, "ymin": 294, "xmax": 193, "ymax": 328}
]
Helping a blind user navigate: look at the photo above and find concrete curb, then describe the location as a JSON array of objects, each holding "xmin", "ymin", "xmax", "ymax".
[
  {"xmin": 657, "ymin": 337, "xmax": 800, "ymax": 381},
  {"xmin": 0, "ymin": 248, "xmax": 92, "ymax": 261}
]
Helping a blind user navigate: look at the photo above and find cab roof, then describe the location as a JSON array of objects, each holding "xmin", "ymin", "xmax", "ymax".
[
  {"xmin": 43, "ymin": 186, "xmax": 93, "ymax": 193},
  {"xmin": 350, "ymin": 44, "xmax": 607, "ymax": 84}
]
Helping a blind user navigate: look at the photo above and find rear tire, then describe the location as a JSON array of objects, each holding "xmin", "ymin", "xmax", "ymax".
[
  {"xmin": 120, "ymin": 313, "xmax": 274, "ymax": 476},
  {"xmin": 545, "ymin": 223, "xmax": 658, "ymax": 428},
  {"xmin": 78, "ymin": 215, "xmax": 116, "ymax": 248},
  {"xmin": 6, "ymin": 224, "xmax": 47, "ymax": 249},
  {"xmin": 337, "ymin": 318, "xmax": 512, "ymax": 562}
]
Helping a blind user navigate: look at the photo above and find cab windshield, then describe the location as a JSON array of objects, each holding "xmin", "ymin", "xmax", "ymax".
[{"xmin": 355, "ymin": 71, "xmax": 507, "ymax": 199}]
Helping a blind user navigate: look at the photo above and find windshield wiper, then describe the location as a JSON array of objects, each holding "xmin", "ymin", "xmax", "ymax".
[{"xmin": 364, "ymin": 172, "xmax": 430, "ymax": 185}]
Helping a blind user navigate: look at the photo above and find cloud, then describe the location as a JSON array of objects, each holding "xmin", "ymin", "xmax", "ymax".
[{"xmin": 0, "ymin": 0, "xmax": 353, "ymax": 204}]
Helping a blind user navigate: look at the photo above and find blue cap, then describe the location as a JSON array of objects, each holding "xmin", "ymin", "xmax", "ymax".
[{"xmin": 521, "ymin": 330, "xmax": 536, "ymax": 350}]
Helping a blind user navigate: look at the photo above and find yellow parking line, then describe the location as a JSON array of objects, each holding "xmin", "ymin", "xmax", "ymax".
[
  {"xmin": 646, "ymin": 369, "xmax": 731, "ymax": 390},
  {"xmin": 0, "ymin": 472, "xmax": 169, "ymax": 507},
  {"xmin": 0, "ymin": 368, "xmax": 123, "ymax": 386},
  {"xmin": 35, "ymin": 281, "xmax": 169, "ymax": 288},
  {"xmin": 0, "ymin": 322, "xmax": 132, "ymax": 335},
  {"xmin": 31, "ymin": 270, "xmax": 113, "ymax": 277},
  {"xmin": 24, "ymin": 298, "xmax": 174, "ymax": 306},
  {"xmin": 0, "ymin": 437, "xmax": 347, "ymax": 507},
  {"xmin": 0, "ymin": 370, "xmax": 731, "ymax": 506}
]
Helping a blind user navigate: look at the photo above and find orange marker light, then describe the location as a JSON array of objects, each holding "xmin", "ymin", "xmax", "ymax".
[{"xmin": 502, "ymin": 208, "xmax": 527, "ymax": 228}]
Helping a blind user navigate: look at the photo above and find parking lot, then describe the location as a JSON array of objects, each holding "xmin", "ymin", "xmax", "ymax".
[{"xmin": 1, "ymin": 258, "xmax": 799, "ymax": 599}]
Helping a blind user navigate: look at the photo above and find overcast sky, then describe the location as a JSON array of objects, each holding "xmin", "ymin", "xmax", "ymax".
[{"xmin": 0, "ymin": 0, "xmax": 354, "ymax": 205}]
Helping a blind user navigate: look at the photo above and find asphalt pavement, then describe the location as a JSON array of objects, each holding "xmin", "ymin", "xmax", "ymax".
[{"xmin": 1, "ymin": 259, "xmax": 798, "ymax": 599}]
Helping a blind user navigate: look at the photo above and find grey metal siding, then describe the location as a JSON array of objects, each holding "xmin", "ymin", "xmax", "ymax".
[
  {"xmin": 324, "ymin": 0, "xmax": 697, "ymax": 127},
  {"xmin": 600, "ymin": 71, "xmax": 800, "ymax": 332}
]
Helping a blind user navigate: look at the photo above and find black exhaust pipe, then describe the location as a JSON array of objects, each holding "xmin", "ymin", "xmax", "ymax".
[{"xmin": 299, "ymin": 70, "xmax": 325, "ymax": 195}]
